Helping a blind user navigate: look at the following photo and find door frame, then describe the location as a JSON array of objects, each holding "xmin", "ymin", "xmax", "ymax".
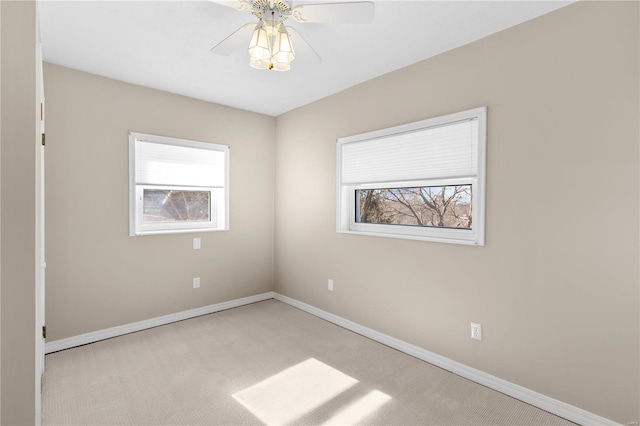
[{"xmin": 34, "ymin": 40, "xmax": 45, "ymax": 426}]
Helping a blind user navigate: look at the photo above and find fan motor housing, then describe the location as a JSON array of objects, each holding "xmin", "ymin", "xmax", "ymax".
[{"xmin": 251, "ymin": 0, "xmax": 291, "ymax": 23}]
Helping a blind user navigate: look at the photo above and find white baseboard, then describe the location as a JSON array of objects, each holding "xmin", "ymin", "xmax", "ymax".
[
  {"xmin": 45, "ymin": 292, "xmax": 274, "ymax": 354},
  {"xmin": 273, "ymin": 292, "xmax": 619, "ymax": 426}
]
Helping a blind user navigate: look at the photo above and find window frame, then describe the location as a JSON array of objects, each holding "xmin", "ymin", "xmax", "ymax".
[
  {"xmin": 129, "ymin": 132, "xmax": 229, "ymax": 236},
  {"xmin": 336, "ymin": 107, "xmax": 486, "ymax": 246}
]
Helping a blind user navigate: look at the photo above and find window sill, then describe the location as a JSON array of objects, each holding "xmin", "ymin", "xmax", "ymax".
[
  {"xmin": 131, "ymin": 228, "xmax": 228, "ymax": 237},
  {"xmin": 337, "ymin": 229, "xmax": 483, "ymax": 246}
]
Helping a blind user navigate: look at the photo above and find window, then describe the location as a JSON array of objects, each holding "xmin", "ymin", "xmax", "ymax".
[
  {"xmin": 129, "ymin": 132, "xmax": 229, "ymax": 236},
  {"xmin": 337, "ymin": 107, "xmax": 486, "ymax": 245}
]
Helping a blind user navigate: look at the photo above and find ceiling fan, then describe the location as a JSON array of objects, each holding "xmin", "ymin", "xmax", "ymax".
[{"xmin": 210, "ymin": 0, "xmax": 375, "ymax": 72}]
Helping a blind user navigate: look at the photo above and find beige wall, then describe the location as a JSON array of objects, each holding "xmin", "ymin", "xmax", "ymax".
[
  {"xmin": 275, "ymin": 1, "xmax": 639, "ymax": 423},
  {"xmin": 44, "ymin": 63, "xmax": 276, "ymax": 341},
  {"xmin": 1, "ymin": 1, "xmax": 37, "ymax": 425}
]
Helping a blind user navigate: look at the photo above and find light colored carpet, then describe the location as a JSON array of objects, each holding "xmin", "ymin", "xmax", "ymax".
[{"xmin": 43, "ymin": 300, "xmax": 575, "ymax": 425}]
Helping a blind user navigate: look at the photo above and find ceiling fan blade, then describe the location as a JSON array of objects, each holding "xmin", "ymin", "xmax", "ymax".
[
  {"xmin": 210, "ymin": 23, "xmax": 254, "ymax": 57},
  {"xmin": 291, "ymin": 2, "xmax": 375, "ymax": 24},
  {"xmin": 208, "ymin": 0, "xmax": 251, "ymax": 12},
  {"xmin": 287, "ymin": 27, "xmax": 322, "ymax": 68}
]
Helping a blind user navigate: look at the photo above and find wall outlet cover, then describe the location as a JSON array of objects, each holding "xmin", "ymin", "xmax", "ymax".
[{"xmin": 471, "ymin": 322, "xmax": 482, "ymax": 341}]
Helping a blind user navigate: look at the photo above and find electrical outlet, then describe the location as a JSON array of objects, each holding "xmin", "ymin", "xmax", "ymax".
[
  {"xmin": 471, "ymin": 323, "xmax": 482, "ymax": 341},
  {"xmin": 193, "ymin": 238, "xmax": 201, "ymax": 250},
  {"xmin": 193, "ymin": 277, "xmax": 200, "ymax": 289},
  {"xmin": 328, "ymin": 279, "xmax": 334, "ymax": 291}
]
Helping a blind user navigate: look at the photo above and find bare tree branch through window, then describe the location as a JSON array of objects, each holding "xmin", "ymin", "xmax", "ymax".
[{"xmin": 357, "ymin": 185, "xmax": 472, "ymax": 230}]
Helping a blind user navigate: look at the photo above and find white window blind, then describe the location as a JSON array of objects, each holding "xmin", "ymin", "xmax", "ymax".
[
  {"xmin": 135, "ymin": 140, "xmax": 226, "ymax": 187},
  {"xmin": 341, "ymin": 119, "xmax": 478, "ymax": 185}
]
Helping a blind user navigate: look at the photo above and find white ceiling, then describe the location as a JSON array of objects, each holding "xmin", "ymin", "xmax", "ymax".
[{"xmin": 38, "ymin": 0, "xmax": 573, "ymax": 116}]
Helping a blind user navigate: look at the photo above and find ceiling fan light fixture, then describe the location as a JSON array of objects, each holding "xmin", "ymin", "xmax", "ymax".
[
  {"xmin": 272, "ymin": 24, "xmax": 295, "ymax": 65},
  {"xmin": 211, "ymin": 1, "xmax": 377, "ymax": 73},
  {"xmin": 248, "ymin": 19, "xmax": 272, "ymax": 61}
]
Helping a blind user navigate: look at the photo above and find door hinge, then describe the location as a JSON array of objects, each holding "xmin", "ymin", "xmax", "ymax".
[
  {"xmin": 42, "ymin": 326, "xmax": 46, "ymax": 339},
  {"xmin": 41, "ymin": 133, "xmax": 46, "ymax": 146}
]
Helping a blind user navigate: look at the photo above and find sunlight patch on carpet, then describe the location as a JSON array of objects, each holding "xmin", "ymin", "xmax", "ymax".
[{"xmin": 232, "ymin": 358, "xmax": 358, "ymax": 425}]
